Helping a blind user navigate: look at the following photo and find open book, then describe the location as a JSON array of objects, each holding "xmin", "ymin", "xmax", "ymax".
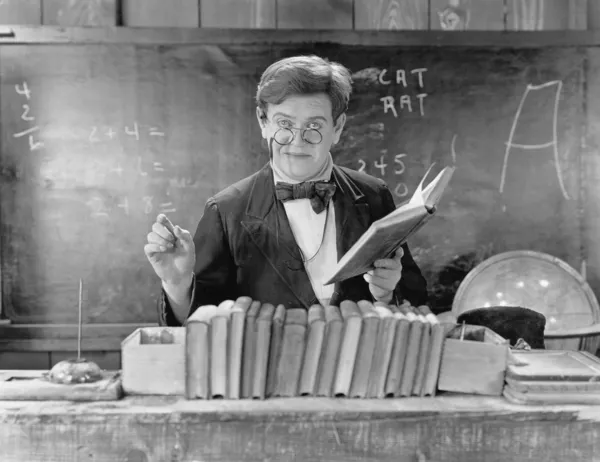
[{"xmin": 324, "ymin": 164, "xmax": 455, "ymax": 285}]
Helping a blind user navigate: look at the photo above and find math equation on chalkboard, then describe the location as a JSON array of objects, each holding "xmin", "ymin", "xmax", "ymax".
[{"xmin": 8, "ymin": 81, "xmax": 195, "ymax": 220}]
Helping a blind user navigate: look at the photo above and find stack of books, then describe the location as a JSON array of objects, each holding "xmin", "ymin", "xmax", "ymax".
[
  {"xmin": 184, "ymin": 296, "xmax": 446, "ymax": 400},
  {"xmin": 503, "ymin": 349, "xmax": 600, "ymax": 404}
]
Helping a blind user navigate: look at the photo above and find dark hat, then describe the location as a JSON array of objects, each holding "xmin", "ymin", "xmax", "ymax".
[{"xmin": 456, "ymin": 306, "xmax": 546, "ymax": 350}]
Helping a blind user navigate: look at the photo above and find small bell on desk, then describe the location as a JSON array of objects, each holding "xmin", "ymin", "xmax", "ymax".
[{"xmin": 47, "ymin": 278, "xmax": 103, "ymax": 385}]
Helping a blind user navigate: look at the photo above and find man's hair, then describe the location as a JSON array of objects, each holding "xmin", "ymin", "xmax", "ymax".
[{"xmin": 256, "ymin": 55, "xmax": 353, "ymax": 123}]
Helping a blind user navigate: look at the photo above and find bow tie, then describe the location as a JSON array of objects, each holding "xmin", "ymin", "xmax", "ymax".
[{"xmin": 275, "ymin": 180, "xmax": 336, "ymax": 214}]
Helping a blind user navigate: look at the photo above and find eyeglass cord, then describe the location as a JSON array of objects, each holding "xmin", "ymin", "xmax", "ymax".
[{"xmin": 270, "ymin": 136, "xmax": 331, "ymax": 264}]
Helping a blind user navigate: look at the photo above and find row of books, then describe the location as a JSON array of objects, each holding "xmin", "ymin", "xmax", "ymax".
[{"xmin": 185, "ymin": 296, "xmax": 445, "ymax": 400}]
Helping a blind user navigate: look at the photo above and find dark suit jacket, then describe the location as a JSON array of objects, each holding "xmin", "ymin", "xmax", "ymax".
[{"xmin": 158, "ymin": 163, "xmax": 428, "ymax": 326}]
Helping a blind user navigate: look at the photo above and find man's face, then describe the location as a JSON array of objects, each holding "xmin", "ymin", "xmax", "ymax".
[{"xmin": 257, "ymin": 93, "xmax": 346, "ymax": 181}]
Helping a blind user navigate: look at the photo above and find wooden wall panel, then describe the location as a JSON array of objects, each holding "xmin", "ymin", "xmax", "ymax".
[
  {"xmin": 589, "ymin": 0, "xmax": 600, "ymax": 29},
  {"xmin": 277, "ymin": 0, "xmax": 353, "ymax": 29},
  {"xmin": 0, "ymin": 352, "xmax": 49, "ymax": 370},
  {"xmin": 122, "ymin": 0, "xmax": 199, "ymax": 27},
  {"xmin": 0, "ymin": 0, "xmax": 41, "ymax": 25},
  {"xmin": 507, "ymin": 0, "xmax": 571, "ymax": 30},
  {"xmin": 354, "ymin": 0, "xmax": 428, "ymax": 30},
  {"xmin": 201, "ymin": 0, "xmax": 276, "ymax": 28},
  {"xmin": 430, "ymin": 0, "xmax": 504, "ymax": 30},
  {"xmin": 50, "ymin": 351, "xmax": 121, "ymax": 370},
  {"xmin": 42, "ymin": 0, "xmax": 117, "ymax": 26},
  {"xmin": 568, "ymin": 0, "xmax": 588, "ymax": 30}
]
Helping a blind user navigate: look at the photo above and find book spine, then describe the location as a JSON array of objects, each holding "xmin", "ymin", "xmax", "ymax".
[
  {"xmin": 298, "ymin": 308, "xmax": 325, "ymax": 396},
  {"xmin": 210, "ymin": 314, "xmax": 229, "ymax": 399},
  {"xmin": 265, "ymin": 304, "xmax": 286, "ymax": 398},
  {"xmin": 397, "ymin": 313, "xmax": 423, "ymax": 397},
  {"xmin": 227, "ymin": 297, "xmax": 252, "ymax": 400},
  {"xmin": 412, "ymin": 313, "xmax": 431, "ymax": 396},
  {"xmin": 275, "ymin": 309, "xmax": 307, "ymax": 397},
  {"xmin": 250, "ymin": 303, "xmax": 276, "ymax": 400},
  {"xmin": 185, "ymin": 320, "xmax": 210, "ymax": 400},
  {"xmin": 333, "ymin": 318, "xmax": 362, "ymax": 397},
  {"xmin": 315, "ymin": 319, "xmax": 343, "ymax": 397},
  {"xmin": 349, "ymin": 315, "xmax": 380, "ymax": 398},
  {"xmin": 241, "ymin": 301, "xmax": 261, "ymax": 399},
  {"xmin": 384, "ymin": 317, "xmax": 410, "ymax": 397},
  {"xmin": 228, "ymin": 312, "xmax": 244, "ymax": 400},
  {"xmin": 420, "ymin": 306, "xmax": 444, "ymax": 397},
  {"xmin": 367, "ymin": 308, "xmax": 396, "ymax": 399}
]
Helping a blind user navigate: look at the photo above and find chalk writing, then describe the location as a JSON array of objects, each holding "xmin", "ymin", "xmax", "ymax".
[
  {"xmin": 125, "ymin": 122, "xmax": 140, "ymax": 140},
  {"xmin": 143, "ymin": 196, "xmax": 154, "ymax": 215},
  {"xmin": 9, "ymin": 83, "xmax": 178, "ymax": 221},
  {"xmin": 159, "ymin": 201, "xmax": 177, "ymax": 213},
  {"xmin": 62, "ymin": 149, "xmax": 178, "ymax": 218},
  {"xmin": 137, "ymin": 157, "xmax": 148, "ymax": 177},
  {"xmin": 357, "ymin": 152, "xmax": 410, "ymax": 198},
  {"xmin": 395, "ymin": 153, "xmax": 407, "ymax": 174},
  {"xmin": 85, "ymin": 193, "xmax": 179, "ymax": 218},
  {"xmin": 110, "ymin": 164, "xmax": 124, "ymax": 177},
  {"xmin": 21, "ymin": 104, "xmax": 34, "ymax": 122},
  {"xmin": 15, "ymin": 82, "xmax": 31, "ymax": 100},
  {"xmin": 117, "ymin": 197, "xmax": 129, "ymax": 216},
  {"xmin": 451, "ymin": 134, "xmax": 458, "ymax": 164},
  {"xmin": 394, "ymin": 183, "xmax": 409, "ymax": 198},
  {"xmin": 380, "ymin": 94, "xmax": 427, "ymax": 117},
  {"xmin": 13, "ymin": 126, "xmax": 39, "ymax": 138},
  {"xmin": 377, "ymin": 68, "xmax": 428, "ymax": 117},
  {"xmin": 89, "ymin": 126, "xmax": 100, "ymax": 143},
  {"xmin": 499, "ymin": 80, "xmax": 569, "ymax": 200},
  {"xmin": 378, "ymin": 68, "xmax": 427, "ymax": 88},
  {"xmin": 142, "ymin": 196, "xmax": 177, "ymax": 215},
  {"xmin": 373, "ymin": 155, "xmax": 388, "ymax": 176},
  {"xmin": 89, "ymin": 123, "xmax": 163, "ymax": 143},
  {"xmin": 86, "ymin": 196, "xmax": 109, "ymax": 218},
  {"xmin": 12, "ymin": 81, "xmax": 44, "ymax": 151}
]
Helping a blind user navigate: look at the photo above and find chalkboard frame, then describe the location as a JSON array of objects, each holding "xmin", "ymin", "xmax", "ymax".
[
  {"xmin": 0, "ymin": 26, "xmax": 598, "ymax": 47},
  {"xmin": 1, "ymin": 28, "xmax": 600, "ymax": 353}
]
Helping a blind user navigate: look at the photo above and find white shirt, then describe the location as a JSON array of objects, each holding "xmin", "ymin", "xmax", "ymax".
[{"xmin": 272, "ymin": 160, "xmax": 338, "ymax": 306}]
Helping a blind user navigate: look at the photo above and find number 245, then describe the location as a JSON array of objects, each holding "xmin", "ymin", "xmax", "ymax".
[{"xmin": 358, "ymin": 154, "xmax": 406, "ymax": 176}]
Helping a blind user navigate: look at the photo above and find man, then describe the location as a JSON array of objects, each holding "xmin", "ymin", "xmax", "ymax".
[{"xmin": 145, "ymin": 55, "xmax": 428, "ymax": 326}]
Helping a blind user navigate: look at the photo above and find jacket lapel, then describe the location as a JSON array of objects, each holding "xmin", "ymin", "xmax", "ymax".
[
  {"xmin": 330, "ymin": 165, "xmax": 371, "ymax": 306},
  {"xmin": 240, "ymin": 164, "xmax": 316, "ymax": 309}
]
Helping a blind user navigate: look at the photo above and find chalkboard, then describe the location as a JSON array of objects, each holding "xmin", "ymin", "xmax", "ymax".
[{"xmin": 0, "ymin": 42, "xmax": 586, "ymax": 323}]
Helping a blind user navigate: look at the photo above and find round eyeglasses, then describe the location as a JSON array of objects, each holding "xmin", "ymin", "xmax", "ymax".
[{"xmin": 273, "ymin": 127, "xmax": 323, "ymax": 146}]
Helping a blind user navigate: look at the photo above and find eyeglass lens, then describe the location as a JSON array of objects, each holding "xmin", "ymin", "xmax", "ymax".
[{"xmin": 274, "ymin": 128, "xmax": 322, "ymax": 145}]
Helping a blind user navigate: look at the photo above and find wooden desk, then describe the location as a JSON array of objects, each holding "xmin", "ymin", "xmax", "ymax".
[{"xmin": 0, "ymin": 394, "xmax": 599, "ymax": 462}]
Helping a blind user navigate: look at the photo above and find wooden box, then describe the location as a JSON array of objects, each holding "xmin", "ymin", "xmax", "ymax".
[
  {"xmin": 437, "ymin": 324, "xmax": 510, "ymax": 396},
  {"xmin": 121, "ymin": 327, "xmax": 185, "ymax": 395}
]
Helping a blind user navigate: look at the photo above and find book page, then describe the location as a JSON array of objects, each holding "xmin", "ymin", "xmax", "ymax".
[
  {"xmin": 422, "ymin": 166, "xmax": 456, "ymax": 211},
  {"xmin": 381, "ymin": 164, "xmax": 453, "ymax": 224},
  {"xmin": 377, "ymin": 165, "xmax": 435, "ymax": 225},
  {"xmin": 409, "ymin": 163, "xmax": 435, "ymax": 206}
]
